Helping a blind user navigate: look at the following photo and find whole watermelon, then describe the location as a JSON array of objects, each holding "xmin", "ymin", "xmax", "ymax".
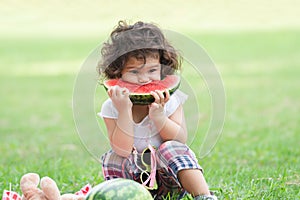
[{"xmin": 86, "ymin": 178, "xmax": 153, "ymax": 200}]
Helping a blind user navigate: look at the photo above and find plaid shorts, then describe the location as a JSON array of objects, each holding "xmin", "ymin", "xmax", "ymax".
[{"xmin": 101, "ymin": 141, "xmax": 202, "ymax": 199}]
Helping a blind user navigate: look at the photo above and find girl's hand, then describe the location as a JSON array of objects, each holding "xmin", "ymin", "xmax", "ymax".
[
  {"xmin": 108, "ymin": 85, "xmax": 132, "ymax": 112},
  {"xmin": 149, "ymin": 89, "xmax": 170, "ymax": 121}
]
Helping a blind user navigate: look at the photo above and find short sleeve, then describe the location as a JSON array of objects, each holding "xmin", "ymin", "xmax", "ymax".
[
  {"xmin": 165, "ymin": 90, "xmax": 188, "ymax": 116},
  {"xmin": 97, "ymin": 99, "xmax": 118, "ymax": 119}
]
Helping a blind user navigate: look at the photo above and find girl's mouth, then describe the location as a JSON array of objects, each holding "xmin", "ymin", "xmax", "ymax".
[{"xmin": 138, "ymin": 80, "xmax": 152, "ymax": 85}]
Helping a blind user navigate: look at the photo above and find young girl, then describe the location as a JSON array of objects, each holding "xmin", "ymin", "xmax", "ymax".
[{"xmin": 97, "ymin": 21, "xmax": 217, "ymax": 200}]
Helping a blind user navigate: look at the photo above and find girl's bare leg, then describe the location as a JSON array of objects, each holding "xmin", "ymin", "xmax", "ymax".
[{"xmin": 178, "ymin": 169, "xmax": 210, "ymax": 197}]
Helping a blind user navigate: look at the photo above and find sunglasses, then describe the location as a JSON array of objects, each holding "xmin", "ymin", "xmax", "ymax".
[{"xmin": 136, "ymin": 145, "xmax": 158, "ymax": 190}]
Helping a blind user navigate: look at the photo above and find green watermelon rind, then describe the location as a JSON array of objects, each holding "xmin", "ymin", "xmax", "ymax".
[
  {"xmin": 85, "ymin": 178, "xmax": 153, "ymax": 200},
  {"xmin": 102, "ymin": 75, "xmax": 181, "ymax": 105},
  {"xmin": 129, "ymin": 81, "xmax": 180, "ymax": 105}
]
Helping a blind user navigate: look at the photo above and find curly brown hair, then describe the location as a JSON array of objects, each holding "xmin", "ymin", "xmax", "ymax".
[{"xmin": 98, "ymin": 20, "xmax": 181, "ymax": 79}]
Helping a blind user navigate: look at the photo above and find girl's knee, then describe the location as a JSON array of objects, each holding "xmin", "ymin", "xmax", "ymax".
[
  {"xmin": 101, "ymin": 150, "xmax": 133, "ymax": 179},
  {"xmin": 158, "ymin": 140, "xmax": 183, "ymax": 149},
  {"xmin": 158, "ymin": 140, "xmax": 187, "ymax": 153},
  {"xmin": 157, "ymin": 140, "xmax": 199, "ymax": 165},
  {"xmin": 102, "ymin": 150, "xmax": 124, "ymax": 164},
  {"xmin": 156, "ymin": 140, "xmax": 189, "ymax": 163}
]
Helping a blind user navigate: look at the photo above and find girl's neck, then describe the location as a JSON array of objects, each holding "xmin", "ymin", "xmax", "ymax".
[{"xmin": 132, "ymin": 105, "xmax": 149, "ymax": 123}]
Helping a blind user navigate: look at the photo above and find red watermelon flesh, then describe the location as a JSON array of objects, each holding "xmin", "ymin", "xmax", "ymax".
[{"xmin": 103, "ymin": 75, "xmax": 180, "ymax": 94}]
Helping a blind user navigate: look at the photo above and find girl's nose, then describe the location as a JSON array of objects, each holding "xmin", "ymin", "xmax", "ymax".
[{"xmin": 138, "ymin": 74, "xmax": 150, "ymax": 84}]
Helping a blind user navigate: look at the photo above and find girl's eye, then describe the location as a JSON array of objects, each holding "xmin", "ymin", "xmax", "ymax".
[
  {"xmin": 130, "ymin": 70, "xmax": 139, "ymax": 74},
  {"xmin": 149, "ymin": 68, "xmax": 157, "ymax": 73}
]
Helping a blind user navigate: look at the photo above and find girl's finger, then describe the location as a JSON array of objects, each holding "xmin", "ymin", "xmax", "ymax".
[
  {"xmin": 107, "ymin": 88, "xmax": 113, "ymax": 97},
  {"xmin": 109, "ymin": 86, "xmax": 118, "ymax": 97},
  {"xmin": 110, "ymin": 85, "xmax": 119, "ymax": 97},
  {"xmin": 123, "ymin": 88, "xmax": 130, "ymax": 97},
  {"xmin": 164, "ymin": 89, "xmax": 170, "ymax": 103},
  {"xmin": 155, "ymin": 90, "xmax": 165, "ymax": 103},
  {"xmin": 150, "ymin": 91, "xmax": 160, "ymax": 103}
]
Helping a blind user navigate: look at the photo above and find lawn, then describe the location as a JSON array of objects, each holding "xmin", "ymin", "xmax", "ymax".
[
  {"xmin": 1, "ymin": 29, "xmax": 299, "ymax": 199},
  {"xmin": 1, "ymin": 1, "xmax": 300, "ymax": 199}
]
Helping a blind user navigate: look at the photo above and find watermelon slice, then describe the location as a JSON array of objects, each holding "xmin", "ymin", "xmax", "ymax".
[{"xmin": 103, "ymin": 75, "xmax": 180, "ymax": 105}]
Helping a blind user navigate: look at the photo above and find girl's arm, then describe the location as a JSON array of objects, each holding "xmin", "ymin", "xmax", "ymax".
[
  {"xmin": 103, "ymin": 110, "xmax": 134, "ymax": 157},
  {"xmin": 104, "ymin": 86, "xmax": 134, "ymax": 157},
  {"xmin": 152, "ymin": 104, "xmax": 187, "ymax": 143},
  {"xmin": 149, "ymin": 90, "xmax": 188, "ymax": 143}
]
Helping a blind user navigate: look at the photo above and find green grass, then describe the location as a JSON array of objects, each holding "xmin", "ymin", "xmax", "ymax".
[{"xmin": 1, "ymin": 29, "xmax": 300, "ymax": 199}]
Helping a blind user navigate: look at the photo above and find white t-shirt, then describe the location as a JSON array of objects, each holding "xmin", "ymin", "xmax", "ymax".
[{"xmin": 98, "ymin": 90, "xmax": 188, "ymax": 152}]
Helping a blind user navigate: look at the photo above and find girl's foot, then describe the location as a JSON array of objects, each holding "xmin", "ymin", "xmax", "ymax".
[{"xmin": 194, "ymin": 194, "xmax": 218, "ymax": 200}]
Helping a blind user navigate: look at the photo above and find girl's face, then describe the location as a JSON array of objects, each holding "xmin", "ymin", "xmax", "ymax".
[{"xmin": 121, "ymin": 56, "xmax": 161, "ymax": 85}]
